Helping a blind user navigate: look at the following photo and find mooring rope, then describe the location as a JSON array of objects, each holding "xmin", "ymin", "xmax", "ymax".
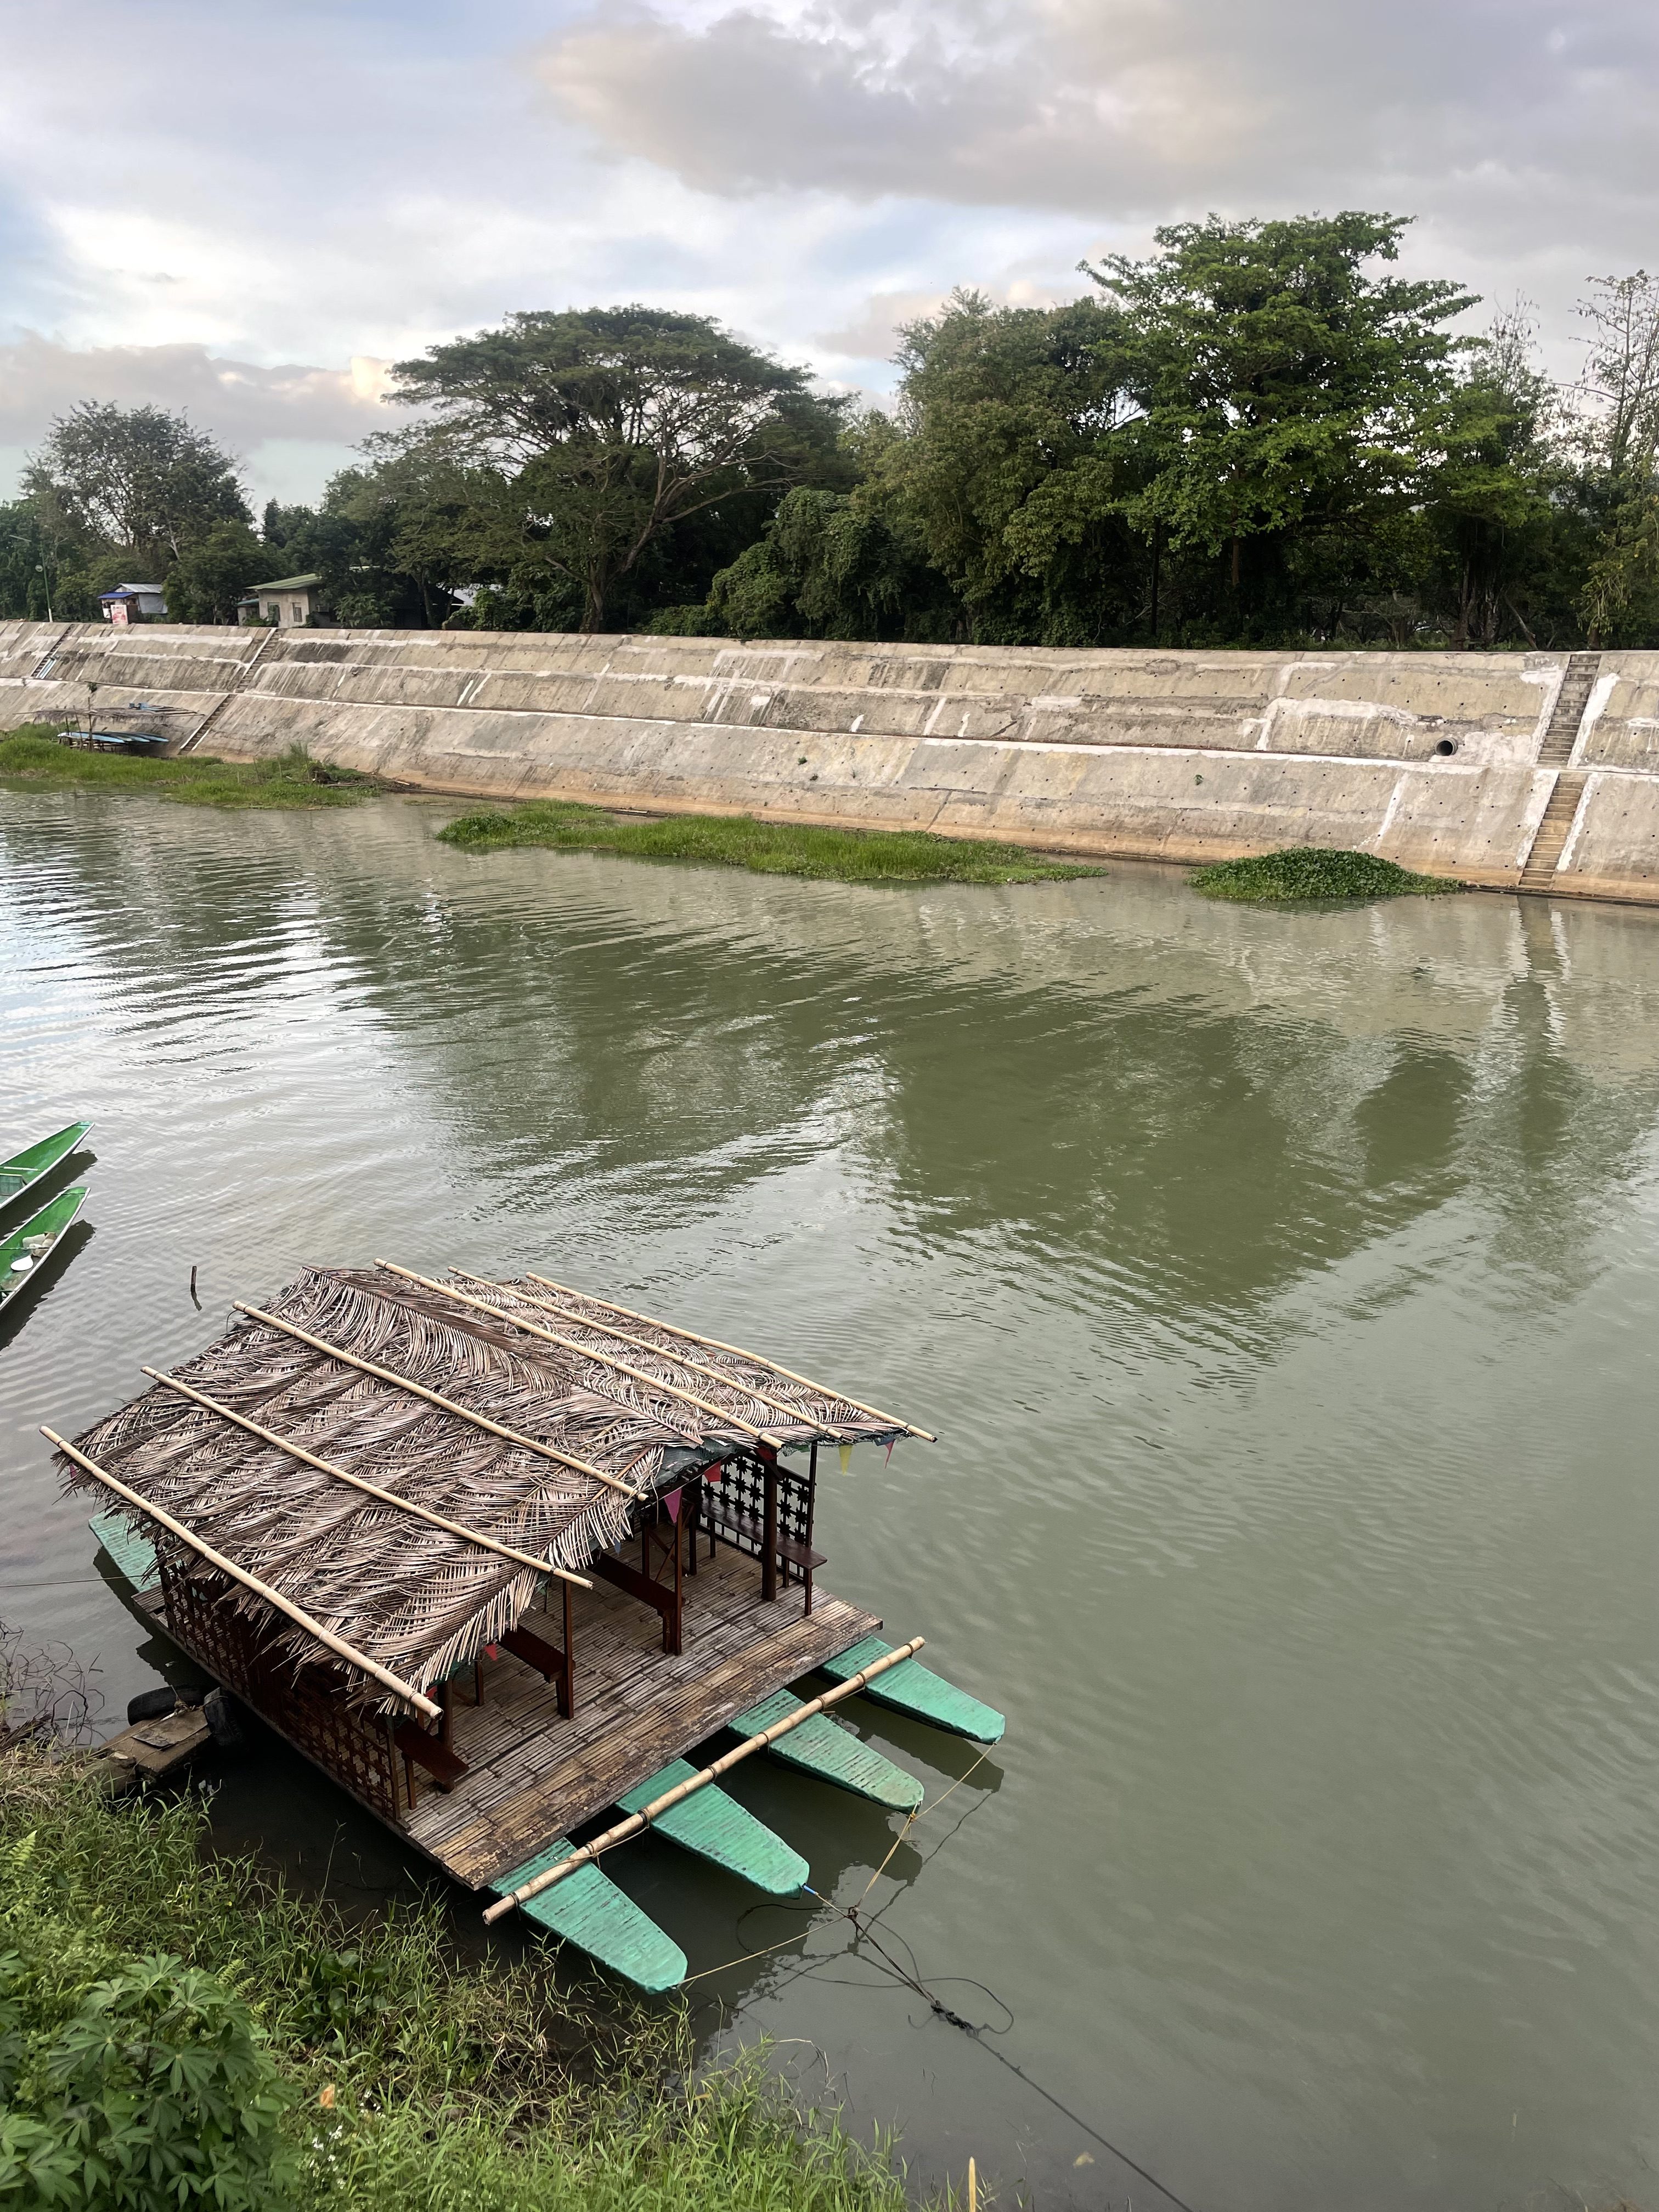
[{"xmin": 675, "ymin": 1749, "xmax": 1206, "ymax": 2212}]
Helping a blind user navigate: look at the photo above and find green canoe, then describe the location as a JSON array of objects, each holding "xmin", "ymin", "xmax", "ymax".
[
  {"xmin": 619, "ymin": 1759, "xmax": 809, "ymax": 1895},
  {"xmin": 730, "ymin": 1689, "xmax": 923, "ymax": 1810},
  {"xmin": 0, "ymin": 1122, "xmax": 91, "ymax": 1215},
  {"xmin": 0, "ymin": 1187, "xmax": 86, "ymax": 1307},
  {"xmin": 819, "ymin": 1635, "xmax": 1006, "ymax": 1743},
  {"xmin": 492, "ymin": 1839, "xmax": 686, "ymax": 1992}
]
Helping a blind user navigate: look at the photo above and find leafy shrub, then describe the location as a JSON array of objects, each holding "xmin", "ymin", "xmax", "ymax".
[{"xmin": 0, "ymin": 1949, "xmax": 291, "ymax": 2212}]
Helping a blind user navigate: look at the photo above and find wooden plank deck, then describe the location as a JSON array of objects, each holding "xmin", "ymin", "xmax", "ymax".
[{"xmin": 405, "ymin": 1544, "xmax": 880, "ymax": 1890}]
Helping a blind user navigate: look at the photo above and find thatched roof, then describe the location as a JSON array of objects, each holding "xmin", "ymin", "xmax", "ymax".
[{"xmin": 59, "ymin": 1262, "xmax": 922, "ymax": 1705}]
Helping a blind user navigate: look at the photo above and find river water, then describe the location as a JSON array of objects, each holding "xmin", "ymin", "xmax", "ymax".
[{"xmin": 4, "ymin": 791, "xmax": 1659, "ymax": 2212}]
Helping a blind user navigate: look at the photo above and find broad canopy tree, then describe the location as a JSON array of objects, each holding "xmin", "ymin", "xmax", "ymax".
[{"xmin": 383, "ymin": 306, "xmax": 848, "ymax": 630}]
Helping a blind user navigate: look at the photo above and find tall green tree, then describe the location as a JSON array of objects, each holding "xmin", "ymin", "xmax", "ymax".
[
  {"xmin": 1086, "ymin": 212, "xmax": 1475, "ymax": 629},
  {"xmin": 868, "ymin": 291, "xmax": 1144, "ymax": 642},
  {"xmin": 1572, "ymin": 273, "xmax": 1659, "ymax": 644},
  {"xmin": 163, "ymin": 519, "xmax": 267, "ymax": 624},
  {"xmin": 708, "ymin": 475, "xmax": 950, "ymax": 640},
  {"xmin": 384, "ymin": 307, "xmax": 847, "ymax": 630},
  {"xmin": 24, "ymin": 403, "xmax": 250, "ymax": 575}
]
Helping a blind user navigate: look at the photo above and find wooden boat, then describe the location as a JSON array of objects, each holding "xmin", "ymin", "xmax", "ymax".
[
  {"xmin": 59, "ymin": 1259, "xmax": 1003, "ymax": 1991},
  {"xmin": 0, "ymin": 1188, "xmax": 86, "ymax": 1308},
  {"xmin": 0, "ymin": 1122, "xmax": 91, "ymax": 1216}
]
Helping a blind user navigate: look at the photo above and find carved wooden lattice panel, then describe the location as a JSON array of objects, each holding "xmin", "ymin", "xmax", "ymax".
[
  {"xmin": 160, "ymin": 1555, "xmax": 400, "ymax": 1822},
  {"xmin": 704, "ymin": 1452, "xmax": 815, "ymax": 1568}
]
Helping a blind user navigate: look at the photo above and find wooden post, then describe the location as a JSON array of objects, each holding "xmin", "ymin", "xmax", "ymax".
[
  {"xmin": 804, "ymin": 1441, "xmax": 819, "ymax": 1617},
  {"xmin": 672, "ymin": 1496, "xmax": 684, "ymax": 1652},
  {"xmin": 761, "ymin": 1446, "xmax": 779, "ymax": 1603},
  {"xmin": 439, "ymin": 1677, "xmax": 453, "ymax": 1751},
  {"xmin": 561, "ymin": 1578, "xmax": 575, "ymax": 1719}
]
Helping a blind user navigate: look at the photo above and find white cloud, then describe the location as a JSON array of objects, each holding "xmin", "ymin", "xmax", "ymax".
[{"xmin": 0, "ymin": 337, "xmax": 396, "ymax": 509}]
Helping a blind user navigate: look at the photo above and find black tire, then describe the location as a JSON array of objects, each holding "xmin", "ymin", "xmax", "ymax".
[
  {"xmin": 203, "ymin": 1688, "xmax": 244, "ymax": 1751},
  {"xmin": 127, "ymin": 1686, "xmax": 178, "ymax": 1724}
]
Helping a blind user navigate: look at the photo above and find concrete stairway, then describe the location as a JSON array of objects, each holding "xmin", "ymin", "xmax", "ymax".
[
  {"xmin": 1516, "ymin": 653, "xmax": 1601, "ymax": 894},
  {"xmin": 1519, "ymin": 772, "xmax": 1589, "ymax": 892},
  {"xmin": 1536, "ymin": 652, "xmax": 1602, "ymax": 764}
]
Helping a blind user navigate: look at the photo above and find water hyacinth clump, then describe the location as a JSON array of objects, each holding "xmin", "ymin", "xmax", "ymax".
[{"xmin": 1190, "ymin": 847, "xmax": 1463, "ymax": 904}]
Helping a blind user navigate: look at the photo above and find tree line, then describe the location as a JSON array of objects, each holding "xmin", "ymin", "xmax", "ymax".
[{"xmin": 8, "ymin": 212, "xmax": 1659, "ymax": 650}]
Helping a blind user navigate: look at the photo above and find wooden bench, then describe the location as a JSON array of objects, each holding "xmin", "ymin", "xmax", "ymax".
[
  {"xmin": 394, "ymin": 1719, "xmax": 469, "ymax": 1805},
  {"xmin": 501, "ymin": 1623, "xmax": 573, "ymax": 1718}
]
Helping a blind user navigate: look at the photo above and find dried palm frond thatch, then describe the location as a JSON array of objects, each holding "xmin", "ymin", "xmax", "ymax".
[{"xmin": 55, "ymin": 1262, "xmax": 921, "ymax": 1708}]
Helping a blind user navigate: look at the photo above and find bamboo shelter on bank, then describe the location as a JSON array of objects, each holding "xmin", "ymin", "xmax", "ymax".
[{"xmin": 52, "ymin": 1261, "xmax": 1003, "ymax": 1990}]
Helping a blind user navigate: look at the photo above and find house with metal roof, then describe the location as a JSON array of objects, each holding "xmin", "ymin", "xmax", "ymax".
[
  {"xmin": 238, "ymin": 573, "xmax": 324, "ymax": 627},
  {"xmin": 98, "ymin": 583, "xmax": 167, "ymax": 625}
]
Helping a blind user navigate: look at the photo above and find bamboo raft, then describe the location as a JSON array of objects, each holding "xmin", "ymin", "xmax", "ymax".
[{"xmin": 58, "ymin": 1261, "xmax": 1002, "ymax": 1990}]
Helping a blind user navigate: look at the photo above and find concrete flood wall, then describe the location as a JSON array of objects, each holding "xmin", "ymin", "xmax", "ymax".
[{"xmin": 7, "ymin": 620, "xmax": 1659, "ymax": 902}]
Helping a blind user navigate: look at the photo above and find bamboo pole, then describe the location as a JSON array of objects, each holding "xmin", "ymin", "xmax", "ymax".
[
  {"xmin": 482, "ymin": 1635, "xmax": 924, "ymax": 1922},
  {"xmin": 522, "ymin": 1271, "xmax": 936, "ymax": 1442},
  {"xmin": 42, "ymin": 1426, "xmax": 442, "ymax": 1721},
  {"xmin": 141, "ymin": 1367, "xmax": 591, "ymax": 1589},
  {"xmin": 373, "ymin": 1262, "xmax": 786, "ymax": 1448},
  {"xmin": 450, "ymin": 1267, "xmax": 826, "ymax": 1430},
  {"xmin": 234, "ymin": 1304, "xmax": 647, "ymax": 1499}
]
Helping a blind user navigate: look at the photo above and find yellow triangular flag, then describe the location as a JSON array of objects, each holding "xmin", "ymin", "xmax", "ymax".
[{"xmin": 839, "ymin": 1443, "xmax": 852, "ymax": 1473}]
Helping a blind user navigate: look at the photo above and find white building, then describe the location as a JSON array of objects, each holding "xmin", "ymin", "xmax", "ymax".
[{"xmin": 239, "ymin": 574, "xmax": 323, "ymax": 627}]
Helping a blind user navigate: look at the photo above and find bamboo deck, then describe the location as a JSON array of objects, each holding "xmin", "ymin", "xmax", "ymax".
[{"xmin": 405, "ymin": 1546, "xmax": 880, "ymax": 1890}]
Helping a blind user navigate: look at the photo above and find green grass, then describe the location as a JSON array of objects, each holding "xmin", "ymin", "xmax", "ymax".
[
  {"xmin": 437, "ymin": 798, "xmax": 1098, "ymax": 885},
  {"xmin": 1190, "ymin": 847, "xmax": 1463, "ymax": 905},
  {"xmin": 0, "ymin": 727, "xmax": 381, "ymax": 810},
  {"xmin": 0, "ymin": 1743, "xmax": 913, "ymax": 2212}
]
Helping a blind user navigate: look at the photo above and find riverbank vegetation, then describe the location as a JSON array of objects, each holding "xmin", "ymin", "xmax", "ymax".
[
  {"xmin": 0, "ymin": 1739, "xmax": 907, "ymax": 2212},
  {"xmin": 437, "ymin": 798, "xmax": 1098, "ymax": 883},
  {"xmin": 1190, "ymin": 848, "xmax": 1463, "ymax": 902},
  {"xmin": 0, "ymin": 729, "xmax": 381, "ymax": 809},
  {"xmin": 8, "ymin": 215, "xmax": 1659, "ymax": 652}
]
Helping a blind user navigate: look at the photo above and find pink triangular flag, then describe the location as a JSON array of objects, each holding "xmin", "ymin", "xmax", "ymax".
[{"xmin": 663, "ymin": 1485, "xmax": 684, "ymax": 1522}]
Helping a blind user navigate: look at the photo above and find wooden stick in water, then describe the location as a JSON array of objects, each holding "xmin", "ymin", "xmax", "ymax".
[
  {"xmin": 142, "ymin": 1367, "xmax": 591, "ymax": 1588},
  {"xmin": 43, "ymin": 1426, "xmax": 442, "ymax": 1721},
  {"xmin": 235, "ymin": 1303, "xmax": 646, "ymax": 1499},
  {"xmin": 523, "ymin": 1270, "xmax": 937, "ymax": 1442},
  {"xmin": 482, "ymin": 1635, "xmax": 924, "ymax": 1922},
  {"xmin": 376, "ymin": 1261, "xmax": 786, "ymax": 1448}
]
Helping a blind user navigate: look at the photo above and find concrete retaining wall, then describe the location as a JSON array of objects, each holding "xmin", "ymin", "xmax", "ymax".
[{"xmin": 9, "ymin": 621, "xmax": 1659, "ymax": 900}]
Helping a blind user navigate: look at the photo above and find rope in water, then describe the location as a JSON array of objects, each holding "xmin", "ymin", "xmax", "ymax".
[{"xmin": 676, "ymin": 1750, "xmax": 1205, "ymax": 2212}]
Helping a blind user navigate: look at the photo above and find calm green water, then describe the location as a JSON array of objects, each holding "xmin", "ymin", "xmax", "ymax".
[{"xmin": 5, "ymin": 792, "xmax": 1659, "ymax": 2212}]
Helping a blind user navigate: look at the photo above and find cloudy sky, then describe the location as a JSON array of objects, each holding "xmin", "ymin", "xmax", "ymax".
[{"xmin": 1, "ymin": 0, "xmax": 1652, "ymax": 510}]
